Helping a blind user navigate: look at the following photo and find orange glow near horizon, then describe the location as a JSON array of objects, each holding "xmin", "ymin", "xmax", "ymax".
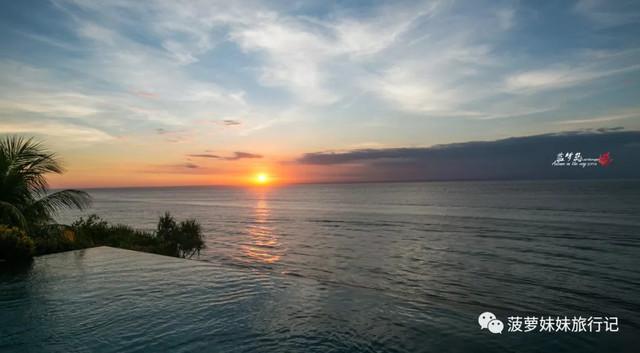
[{"xmin": 44, "ymin": 150, "xmax": 356, "ymax": 189}]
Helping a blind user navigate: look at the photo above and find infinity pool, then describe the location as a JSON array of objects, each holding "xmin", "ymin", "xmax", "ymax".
[{"xmin": 0, "ymin": 247, "xmax": 635, "ymax": 352}]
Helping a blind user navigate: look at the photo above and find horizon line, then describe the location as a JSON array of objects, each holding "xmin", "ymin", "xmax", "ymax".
[{"xmin": 53, "ymin": 176, "xmax": 640, "ymax": 191}]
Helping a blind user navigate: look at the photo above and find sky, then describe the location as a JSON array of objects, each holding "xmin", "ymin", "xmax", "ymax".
[{"xmin": 1, "ymin": 0, "xmax": 639, "ymax": 187}]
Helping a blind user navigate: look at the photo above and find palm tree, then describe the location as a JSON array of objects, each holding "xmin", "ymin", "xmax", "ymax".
[{"xmin": 0, "ymin": 136, "xmax": 91, "ymax": 230}]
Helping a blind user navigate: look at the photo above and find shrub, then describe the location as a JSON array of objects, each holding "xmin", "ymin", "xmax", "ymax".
[
  {"xmin": 0, "ymin": 225, "xmax": 35, "ymax": 262},
  {"xmin": 71, "ymin": 215, "xmax": 160, "ymax": 253},
  {"xmin": 31, "ymin": 225, "xmax": 77, "ymax": 255},
  {"xmin": 7, "ymin": 213, "xmax": 206, "ymax": 259},
  {"xmin": 176, "ymin": 219, "xmax": 205, "ymax": 258},
  {"xmin": 156, "ymin": 212, "xmax": 205, "ymax": 258},
  {"xmin": 156, "ymin": 212, "xmax": 178, "ymax": 243},
  {"xmin": 71, "ymin": 215, "xmax": 111, "ymax": 246}
]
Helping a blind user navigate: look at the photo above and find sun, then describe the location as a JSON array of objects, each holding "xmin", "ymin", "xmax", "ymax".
[{"xmin": 254, "ymin": 173, "xmax": 270, "ymax": 184}]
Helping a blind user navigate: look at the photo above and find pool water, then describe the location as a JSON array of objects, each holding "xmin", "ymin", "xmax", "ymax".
[{"xmin": 0, "ymin": 247, "xmax": 636, "ymax": 352}]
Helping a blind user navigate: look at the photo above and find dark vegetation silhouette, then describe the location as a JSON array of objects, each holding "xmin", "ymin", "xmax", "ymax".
[
  {"xmin": 0, "ymin": 136, "xmax": 90, "ymax": 230},
  {"xmin": 0, "ymin": 136, "xmax": 205, "ymax": 263}
]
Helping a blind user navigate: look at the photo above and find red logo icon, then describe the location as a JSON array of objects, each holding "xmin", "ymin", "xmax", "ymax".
[{"xmin": 598, "ymin": 152, "xmax": 612, "ymax": 167}]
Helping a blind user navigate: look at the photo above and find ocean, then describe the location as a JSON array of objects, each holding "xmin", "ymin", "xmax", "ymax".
[{"xmin": 36, "ymin": 179, "xmax": 640, "ymax": 351}]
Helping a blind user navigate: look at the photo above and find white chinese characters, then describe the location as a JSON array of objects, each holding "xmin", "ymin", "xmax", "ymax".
[
  {"xmin": 552, "ymin": 151, "xmax": 612, "ymax": 167},
  {"xmin": 479, "ymin": 313, "xmax": 619, "ymax": 334},
  {"xmin": 507, "ymin": 316, "xmax": 619, "ymax": 333}
]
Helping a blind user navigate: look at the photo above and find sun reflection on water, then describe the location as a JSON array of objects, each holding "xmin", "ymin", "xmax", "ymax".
[{"xmin": 241, "ymin": 197, "xmax": 282, "ymax": 264}]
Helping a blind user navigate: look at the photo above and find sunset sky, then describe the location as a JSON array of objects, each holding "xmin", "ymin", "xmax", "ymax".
[{"xmin": 1, "ymin": 0, "xmax": 640, "ymax": 187}]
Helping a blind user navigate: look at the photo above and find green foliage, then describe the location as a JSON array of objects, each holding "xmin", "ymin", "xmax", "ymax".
[
  {"xmin": 0, "ymin": 225, "xmax": 35, "ymax": 262},
  {"xmin": 31, "ymin": 225, "xmax": 77, "ymax": 255},
  {"xmin": 176, "ymin": 219, "xmax": 205, "ymax": 258},
  {"xmin": 71, "ymin": 215, "xmax": 115, "ymax": 247},
  {"xmin": 70, "ymin": 215, "xmax": 163, "ymax": 255},
  {"xmin": 0, "ymin": 136, "xmax": 205, "ymax": 261},
  {"xmin": 2, "ymin": 213, "xmax": 205, "ymax": 260},
  {"xmin": 33, "ymin": 213, "xmax": 207, "ymax": 258},
  {"xmin": 156, "ymin": 212, "xmax": 205, "ymax": 258},
  {"xmin": 0, "ymin": 136, "xmax": 91, "ymax": 230},
  {"xmin": 157, "ymin": 212, "xmax": 178, "ymax": 243}
]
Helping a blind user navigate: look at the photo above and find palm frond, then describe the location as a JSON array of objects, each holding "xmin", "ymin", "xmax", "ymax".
[
  {"xmin": 27, "ymin": 190, "xmax": 92, "ymax": 220},
  {"xmin": 0, "ymin": 201, "xmax": 28, "ymax": 229},
  {"xmin": 0, "ymin": 136, "xmax": 63, "ymax": 195},
  {"xmin": 1, "ymin": 136, "xmax": 91, "ymax": 229}
]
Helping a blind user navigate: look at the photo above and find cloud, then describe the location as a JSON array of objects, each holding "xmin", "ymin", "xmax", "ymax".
[
  {"xmin": 504, "ymin": 64, "xmax": 640, "ymax": 92},
  {"xmin": 188, "ymin": 153, "xmax": 221, "ymax": 159},
  {"xmin": 0, "ymin": 120, "xmax": 113, "ymax": 143},
  {"xmin": 596, "ymin": 126, "xmax": 624, "ymax": 132},
  {"xmin": 7, "ymin": 2, "xmax": 250, "ymax": 137},
  {"xmin": 495, "ymin": 8, "xmax": 515, "ymax": 30},
  {"xmin": 188, "ymin": 151, "xmax": 262, "ymax": 160},
  {"xmin": 141, "ymin": 162, "xmax": 226, "ymax": 175},
  {"xmin": 574, "ymin": 0, "xmax": 640, "ymax": 27},
  {"xmin": 226, "ymin": 152, "xmax": 262, "ymax": 160},
  {"xmin": 554, "ymin": 110, "xmax": 640, "ymax": 125},
  {"xmin": 229, "ymin": 1, "xmax": 438, "ymax": 105},
  {"xmin": 3, "ymin": 0, "xmax": 640, "ymax": 159},
  {"xmin": 152, "ymin": 127, "xmax": 192, "ymax": 143},
  {"xmin": 350, "ymin": 3, "xmax": 640, "ymax": 118},
  {"xmin": 0, "ymin": 60, "xmax": 107, "ymax": 119},
  {"xmin": 297, "ymin": 130, "xmax": 640, "ymax": 181},
  {"xmin": 132, "ymin": 91, "xmax": 158, "ymax": 99},
  {"xmin": 222, "ymin": 119, "xmax": 241, "ymax": 126},
  {"xmin": 352, "ymin": 4, "xmax": 515, "ymax": 116},
  {"xmin": 0, "ymin": 93, "xmax": 103, "ymax": 118}
]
